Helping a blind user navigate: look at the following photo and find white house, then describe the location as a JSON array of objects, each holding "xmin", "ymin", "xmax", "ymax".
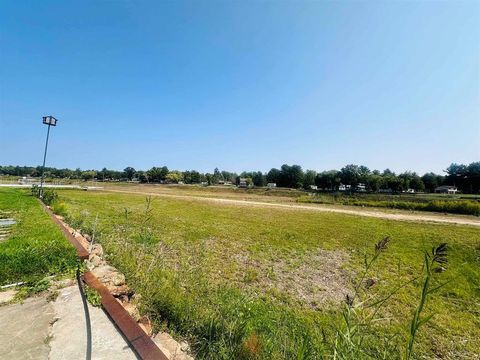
[{"xmin": 435, "ymin": 185, "xmax": 458, "ymax": 194}]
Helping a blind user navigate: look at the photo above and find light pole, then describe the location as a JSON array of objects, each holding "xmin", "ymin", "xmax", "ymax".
[{"xmin": 39, "ymin": 115, "xmax": 58, "ymax": 198}]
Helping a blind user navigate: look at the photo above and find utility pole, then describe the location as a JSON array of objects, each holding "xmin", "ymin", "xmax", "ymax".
[{"xmin": 39, "ymin": 116, "xmax": 58, "ymax": 198}]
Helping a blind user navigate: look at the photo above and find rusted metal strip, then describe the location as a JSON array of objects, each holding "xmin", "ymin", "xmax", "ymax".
[
  {"xmin": 39, "ymin": 200, "xmax": 89, "ymax": 259},
  {"xmin": 83, "ymin": 271, "xmax": 169, "ymax": 360}
]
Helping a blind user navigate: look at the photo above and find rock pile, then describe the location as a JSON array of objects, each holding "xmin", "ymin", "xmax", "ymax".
[{"xmin": 83, "ymin": 243, "xmax": 153, "ymax": 335}]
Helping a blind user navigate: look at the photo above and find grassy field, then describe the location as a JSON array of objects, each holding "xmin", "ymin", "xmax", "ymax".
[
  {"xmin": 0, "ymin": 188, "xmax": 77, "ymax": 285},
  {"xmin": 53, "ymin": 188, "xmax": 480, "ymax": 359},
  {"xmin": 98, "ymin": 183, "xmax": 480, "ymax": 216},
  {"xmin": 298, "ymin": 193, "xmax": 480, "ymax": 216}
]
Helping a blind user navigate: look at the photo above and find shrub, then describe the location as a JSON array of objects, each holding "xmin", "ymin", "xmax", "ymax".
[{"xmin": 51, "ymin": 202, "xmax": 68, "ymax": 217}]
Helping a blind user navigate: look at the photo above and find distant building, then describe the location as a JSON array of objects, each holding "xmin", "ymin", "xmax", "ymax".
[
  {"xmin": 18, "ymin": 177, "xmax": 36, "ymax": 185},
  {"xmin": 435, "ymin": 185, "xmax": 458, "ymax": 194},
  {"xmin": 356, "ymin": 183, "xmax": 366, "ymax": 192},
  {"xmin": 267, "ymin": 183, "xmax": 277, "ymax": 188},
  {"xmin": 238, "ymin": 178, "xmax": 248, "ymax": 188},
  {"xmin": 405, "ymin": 188, "xmax": 415, "ymax": 193},
  {"xmin": 339, "ymin": 184, "xmax": 351, "ymax": 191},
  {"xmin": 309, "ymin": 185, "xmax": 318, "ymax": 190}
]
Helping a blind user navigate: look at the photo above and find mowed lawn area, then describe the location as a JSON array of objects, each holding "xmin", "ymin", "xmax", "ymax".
[
  {"xmin": 0, "ymin": 188, "xmax": 77, "ymax": 285},
  {"xmin": 57, "ymin": 189, "xmax": 480, "ymax": 359}
]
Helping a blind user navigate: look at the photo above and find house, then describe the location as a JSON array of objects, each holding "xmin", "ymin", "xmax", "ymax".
[
  {"xmin": 267, "ymin": 183, "xmax": 276, "ymax": 188},
  {"xmin": 435, "ymin": 185, "xmax": 458, "ymax": 194},
  {"xmin": 238, "ymin": 178, "xmax": 248, "ymax": 188},
  {"xmin": 339, "ymin": 184, "xmax": 351, "ymax": 191},
  {"xmin": 356, "ymin": 183, "xmax": 366, "ymax": 192},
  {"xmin": 309, "ymin": 185, "xmax": 318, "ymax": 190}
]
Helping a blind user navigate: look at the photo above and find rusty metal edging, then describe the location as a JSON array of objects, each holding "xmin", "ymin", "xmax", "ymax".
[
  {"xmin": 39, "ymin": 199, "xmax": 169, "ymax": 360},
  {"xmin": 83, "ymin": 271, "xmax": 168, "ymax": 360},
  {"xmin": 39, "ymin": 200, "xmax": 89, "ymax": 259}
]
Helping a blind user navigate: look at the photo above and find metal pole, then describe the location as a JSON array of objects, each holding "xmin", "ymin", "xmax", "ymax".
[{"xmin": 39, "ymin": 123, "xmax": 51, "ymax": 198}]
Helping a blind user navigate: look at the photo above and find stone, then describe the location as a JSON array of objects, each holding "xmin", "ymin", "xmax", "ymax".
[
  {"xmin": 84, "ymin": 260, "xmax": 95, "ymax": 271},
  {"xmin": 90, "ymin": 243, "xmax": 104, "ymax": 257},
  {"xmin": 153, "ymin": 332, "xmax": 194, "ymax": 360},
  {"xmin": 111, "ymin": 273, "xmax": 126, "ymax": 286},
  {"xmin": 92, "ymin": 265, "xmax": 117, "ymax": 282},
  {"xmin": 89, "ymin": 254, "xmax": 103, "ymax": 267},
  {"xmin": 180, "ymin": 341, "xmax": 190, "ymax": 353},
  {"xmin": 106, "ymin": 284, "xmax": 131, "ymax": 297},
  {"xmin": 122, "ymin": 302, "xmax": 140, "ymax": 321}
]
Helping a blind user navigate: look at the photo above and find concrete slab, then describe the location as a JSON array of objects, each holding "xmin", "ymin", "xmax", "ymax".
[
  {"xmin": 0, "ymin": 296, "xmax": 55, "ymax": 360},
  {"xmin": 49, "ymin": 285, "xmax": 138, "ymax": 360},
  {"xmin": 0, "ymin": 289, "xmax": 17, "ymax": 304},
  {"xmin": 0, "ymin": 284, "xmax": 138, "ymax": 360}
]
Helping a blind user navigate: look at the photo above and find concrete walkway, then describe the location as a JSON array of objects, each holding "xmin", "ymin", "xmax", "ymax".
[{"xmin": 0, "ymin": 284, "xmax": 137, "ymax": 360}]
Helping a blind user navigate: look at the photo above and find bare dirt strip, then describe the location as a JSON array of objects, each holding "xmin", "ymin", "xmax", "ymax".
[{"xmin": 102, "ymin": 189, "xmax": 480, "ymax": 227}]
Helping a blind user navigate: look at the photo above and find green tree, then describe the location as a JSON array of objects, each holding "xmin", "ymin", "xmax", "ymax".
[
  {"xmin": 166, "ymin": 171, "xmax": 183, "ymax": 183},
  {"xmin": 303, "ymin": 170, "xmax": 317, "ymax": 189},
  {"xmin": 123, "ymin": 167, "xmax": 136, "ymax": 181},
  {"xmin": 266, "ymin": 168, "xmax": 281, "ymax": 184},
  {"xmin": 340, "ymin": 165, "xmax": 361, "ymax": 188}
]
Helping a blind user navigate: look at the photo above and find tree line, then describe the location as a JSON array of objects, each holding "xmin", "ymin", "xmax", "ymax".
[{"xmin": 1, "ymin": 161, "xmax": 479, "ymax": 193}]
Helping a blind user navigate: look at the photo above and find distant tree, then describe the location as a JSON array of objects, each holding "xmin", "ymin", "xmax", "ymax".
[
  {"xmin": 303, "ymin": 170, "xmax": 317, "ymax": 189},
  {"xmin": 146, "ymin": 167, "xmax": 167, "ymax": 182},
  {"xmin": 386, "ymin": 175, "xmax": 403, "ymax": 193},
  {"xmin": 137, "ymin": 171, "xmax": 148, "ymax": 183},
  {"xmin": 279, "ymin": 164, "xmax": 304, "ymax": 188},
  {"xmin": 123, "ymin": 167, "xmax": 136, "ymax": 181},
  {"xmin": 315, "ymin": 170, "xmax": 341, "ymax": 190},
  {"xmin": 382, "ymin": 168, "xmax": 395, "ymax": 177},
  {"xmin": 81, "ymin": 170, "xmax": 97, "ymax": 181},
  {"xmin": 191, "ymin": 170, "xmax": 202, "ymax": 183},
  {"xmin": 74, "ymin": 168, "xmax": 82, "ymax": 179},
  {"xmin": 252, "ymin": 171, "xmax": 266, "ymax": 187},
  {"xmin": 212, "ymin": 168, "xmax": 223, "ymax": 184},
  {"xmin": 365, "ymin": 174, "xmax": 383, "ymax": 192},
  {"xmin": 358, "ymin": 166, "xmax": 371, "ymax": 184},
  {"xmin": 340, "ymin": 165, "xmax": 361, "ymax": 188},
  {"xmin": 466, "ymin": 162, "xmax": 480, "ymax": 193},
  {"xmin": 422, "ymin": 172, "xmax": 440, "ymax": 192},
  {"xmin": 266, "ymin": 168, "xmax": 281, "ymax": 184},
  {"xmin": 166, "ymin": 171, "xmax": 183, "ymax": 183},
  {"xmin": 409, "ymin": 173, "xmax": 425, "ymax": 192},
  {"xmin": 221, "ymin": 171, "xmax": 237, "ymax": 183}
]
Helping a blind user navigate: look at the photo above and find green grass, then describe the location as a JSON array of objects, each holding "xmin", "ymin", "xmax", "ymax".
[
  {"xmin": 0, "ymin": 188, "xmax": 78, "ymax": 285},
  {"xmin": 298, "ymin": 193, "xmax": 480, "ymax": 216},
  {"xmin": 57, "ymin": 189, "xmax": 480, "ymax": 359}
]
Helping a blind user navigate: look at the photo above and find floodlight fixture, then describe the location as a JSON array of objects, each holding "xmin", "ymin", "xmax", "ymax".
[{"xmin": 39, "ymin": 116, "xmax": 59, "ymax": 197}]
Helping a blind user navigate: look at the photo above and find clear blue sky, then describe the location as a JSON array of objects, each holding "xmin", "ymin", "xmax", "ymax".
[{"xmin": 1, "ymin": 0, "xmax": 478, "ymax": 174}]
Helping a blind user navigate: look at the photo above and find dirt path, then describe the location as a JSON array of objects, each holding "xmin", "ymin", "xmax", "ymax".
[{"xmin": 102, "ymin": 189, "xmax": 480, "ymax": 227}]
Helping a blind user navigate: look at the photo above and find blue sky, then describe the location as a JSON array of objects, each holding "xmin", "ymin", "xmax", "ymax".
[{"xmin": 1, "ymin": 0, "xmax": 478, "ymax": 174}]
